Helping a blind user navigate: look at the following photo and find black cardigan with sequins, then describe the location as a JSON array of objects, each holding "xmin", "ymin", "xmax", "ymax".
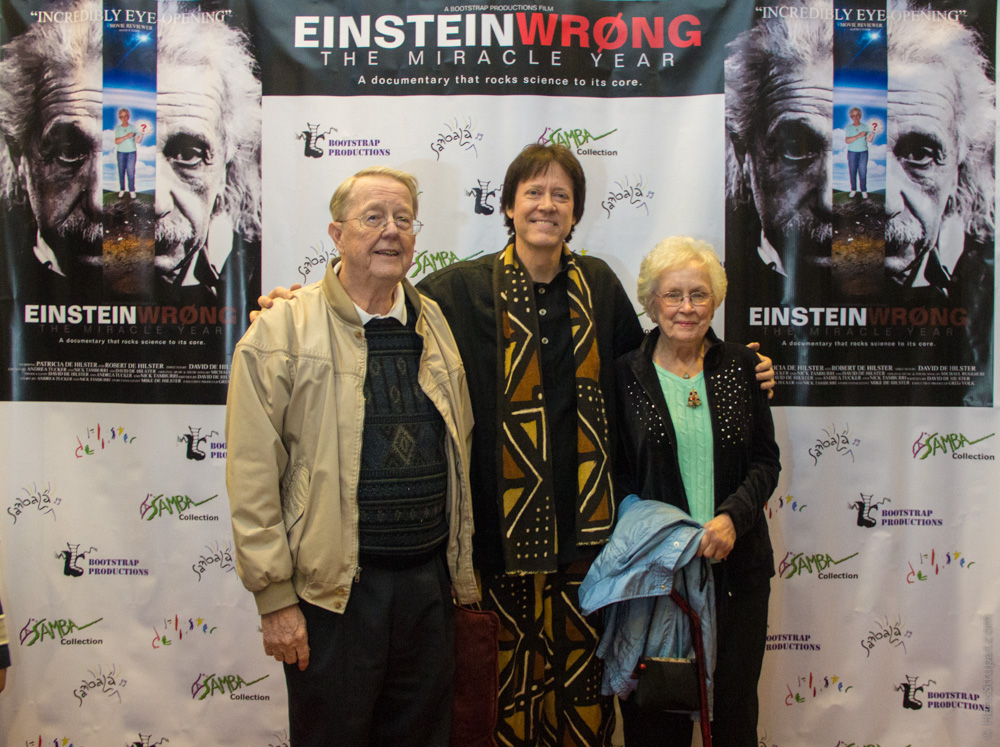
[{"xmin": 614, "ymin": 327, "xmax": 781, "ymax": 581}]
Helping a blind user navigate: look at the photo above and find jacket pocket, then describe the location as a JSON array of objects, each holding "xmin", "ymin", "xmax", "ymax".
[{"xmin": 280, "ymin": 462, "xmax": 310, "ymax": 567}]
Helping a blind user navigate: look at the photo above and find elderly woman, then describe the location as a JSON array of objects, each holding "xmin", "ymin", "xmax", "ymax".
[{"xmin": 614, "ymin": 236, "xmax": 780, "ymax": 747}]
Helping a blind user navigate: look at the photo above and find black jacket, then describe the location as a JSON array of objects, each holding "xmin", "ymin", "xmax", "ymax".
[
  {"xmin": 614, "ymin": 327, "xmax": 780, "ymax": 581},
  {"xmin": 419, "ymin": 249, "xmax": 644, "ymax": 571}
]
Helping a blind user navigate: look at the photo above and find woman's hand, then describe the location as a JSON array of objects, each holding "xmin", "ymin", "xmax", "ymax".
[{"xmin": 698, "ymin": 514, "xmax": 736, "ymax": 560}]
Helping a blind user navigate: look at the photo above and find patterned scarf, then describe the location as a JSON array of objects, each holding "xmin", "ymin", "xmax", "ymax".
[{"xmin": 494, "ymin": 243, "xmax": 615, "ymax": 574}]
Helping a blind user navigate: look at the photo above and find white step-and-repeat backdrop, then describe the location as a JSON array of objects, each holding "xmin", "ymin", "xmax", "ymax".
[{"xmin": 0, "ymin": 0, "xmax": 995, "ymax": 744}]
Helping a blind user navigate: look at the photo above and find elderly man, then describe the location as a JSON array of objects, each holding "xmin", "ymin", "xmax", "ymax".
[
  {"xmin": 0, "ymin": 0, "xmax": 260, "ymax": 303},
  {"xmin": 226, "ymin": 166, "xmax": 477, "ymax": 747}
]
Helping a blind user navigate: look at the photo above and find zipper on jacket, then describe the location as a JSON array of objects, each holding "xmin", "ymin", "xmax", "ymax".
[{"xmin": 353, "ymin": 565, "xmax": 362, "ymax": 583}]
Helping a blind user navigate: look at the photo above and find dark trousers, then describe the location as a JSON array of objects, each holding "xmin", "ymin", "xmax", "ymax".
[
  {"xmin": 284, "ymin": 553, "xmax": 455, "ymax": 747},
  {"xmin": 620, "ymin": 573, "xmax": 770, "ymax": 747}
]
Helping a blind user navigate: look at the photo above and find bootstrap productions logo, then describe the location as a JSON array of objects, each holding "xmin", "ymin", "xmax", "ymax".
[
  {"xmin": 894, "ymin": 675, "xmax": 987, "ymax": 714},
  {"xmin": 845, "ymin": 492, "xmax": 943, "ymax": 529},
  {"xmin": 766, "ymin": 631, "xmax": 821, "ymax": 653},
  {"xmin": 20, "ymin": 615, "xmax": 104, "ymax": 648},
  {"xmin": 55, "ymin": 542, "xmax": 150, "ymax": 579},
  {"xmin": 466, "ymin": 179, "xmax": 501, "ymax": 216},
  {"xmin": 191, "ymin": 671, "xmax": 270, "ymax": 702},
  {"xmin": 126, "ymin": 736, "xmax": 168, "ymax": 747},
  {"xmin": 912, "ymin": 430, "xmax": 995, "ymax": 461},
  {"xmin": 296, "ymin": 121, "xmax": 389, "ymax": 160},
  {"xmin": 178, "ymin": 427, "xmax": 224, "ymax": 461}
]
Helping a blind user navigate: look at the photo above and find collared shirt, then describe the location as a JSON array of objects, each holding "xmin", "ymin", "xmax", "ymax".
[
  {"xmin": 532, "ymin": 263, "xmax": 582, "ymax": 563},
  {"xmin": 333, "ymin": 262, "xmax": 407, "ymax": 325}
]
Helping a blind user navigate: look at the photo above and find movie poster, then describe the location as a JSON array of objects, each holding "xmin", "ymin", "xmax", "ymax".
[
  {"xmin": 723, "ymin": 0, "xmax": 995, "ymax": 406},
  {"xmin": 0, "ymin": 0, "xmax": 261, "ymax": 404}
]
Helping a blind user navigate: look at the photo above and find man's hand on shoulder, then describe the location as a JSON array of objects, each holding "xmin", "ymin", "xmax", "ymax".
[
  {"xmin": 262, "ymin": 603, "xmax": 310, "ymax": 671},
  {"xmin": 746, "ymin": 342, "xmax": 775, "ymax": 399},
  {"xmin": 249, "ymin": 284, "xmax": 302, "ymax": 324}
]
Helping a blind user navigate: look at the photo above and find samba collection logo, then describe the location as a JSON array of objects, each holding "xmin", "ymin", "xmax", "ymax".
[
  {"xmin": 20, "ymin": 615, "xmax": 104, "ymax": 647},
  {"xmin": 778, "ymin": 548, "xmax": 860, "ymax": 580},
  {"xmin": 912, "ymin": 430, "xmax": 995, "ymax": 461},
  {"xmin": 538, "ymin": 124, "xmax": 619, "ymax": 156},
  {"xmin": 191, "ymin": 671, "xmax": 271, "ymax": 702}
]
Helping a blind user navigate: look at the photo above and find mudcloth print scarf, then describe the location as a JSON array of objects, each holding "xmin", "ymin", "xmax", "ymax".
[{"xmin": 494, "ymin": 243, "xmax": 615, "ymax": 574}]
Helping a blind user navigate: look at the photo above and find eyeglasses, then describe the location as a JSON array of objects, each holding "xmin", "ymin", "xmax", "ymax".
[
  {"xmin": 346, "ymin": 214, "xmax": 423, "ymax": 236},
  {"xmin": 655, "ymin": 291, "xmax": 713, "ymax": 307}
]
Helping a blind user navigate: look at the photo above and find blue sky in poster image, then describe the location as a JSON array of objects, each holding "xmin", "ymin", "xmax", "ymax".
[
  {"xmin": 101, "ymin": 19, "xmax": 156, "ymax": 192},
  {"xmin": 833, "ymin": 83, "xmax": 887, "ymax": 194},
  {"xmin": 102, "ymin": 89, "xmax": 156, "ymax": 194}
]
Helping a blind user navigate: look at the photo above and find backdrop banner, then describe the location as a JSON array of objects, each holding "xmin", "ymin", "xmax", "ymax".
[{"xmin": 0, "ymin": 1, "xmax": 996, "ymax": 745}]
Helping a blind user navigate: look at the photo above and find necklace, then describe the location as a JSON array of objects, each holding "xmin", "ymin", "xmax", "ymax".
[
  {"xmin": 655, "ymin": 341, "xmax": 705, "ymax": 407},
  {"xmin": 676, "ymin": 342, "xmax": 706, "ymax": 380},
  {"xmin": 684, "ymin": 347, "xmax": 704, "ymax": 407}
]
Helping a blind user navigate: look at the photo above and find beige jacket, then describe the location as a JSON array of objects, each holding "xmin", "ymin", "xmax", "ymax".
[{"xmin": 225, "ymin": 261, "xmax": 479, "ymax": 615}]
